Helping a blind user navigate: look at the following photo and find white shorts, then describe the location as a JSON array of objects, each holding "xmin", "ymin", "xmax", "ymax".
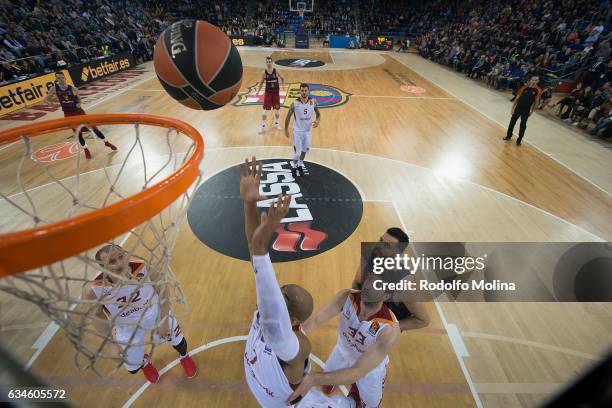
[
  {"xmin": 296, "ymin": 388, "xmax": 356, "ymax": 408},
  {"xmin": 115, "ymin": 304, "xmax": 184, "ymax": 371},
  {"xmin": 293, "ymin": 130, "xmax": 311, "ymax": 153},
  {"xmin": 325, "ymin": 346, "xmax": 388, "ymax": 408}
]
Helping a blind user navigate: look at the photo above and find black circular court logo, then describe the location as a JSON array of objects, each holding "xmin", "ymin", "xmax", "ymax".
[
  {"xmin": 188, "ymin": 159, "xmax": 363, "ymax": 262},
  {"xmin": 275, "ymin": 58, "xmax": 325, "ymax": 68}
]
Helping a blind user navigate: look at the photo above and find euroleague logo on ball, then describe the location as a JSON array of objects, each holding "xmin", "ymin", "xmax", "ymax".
[
  {"xmin": 187, "ymin": 159, "xmax": 363, "ymax": 262},
  {"xmin": 153, "ymin": 19, "xmax": 243, "ymax": 110}
]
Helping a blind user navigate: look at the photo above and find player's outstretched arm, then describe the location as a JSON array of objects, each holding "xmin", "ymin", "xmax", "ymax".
[
  {"xmin": 398, "ymin": 301, "xmax": 430, "ymax": 331},
  {"xmin": 73, "ymin": 87, "xmax": 82, "ymax": 109},
  {"xmin": 303, "ymin": 289, "xmax": 349, "ymax": 334},
  {"xmin": 286, "ymin": 324, "xmax": 400, "ymax": 404},
  {"xmin": 284, "ymin": 102, "xmax": 294, "ymax": 138},
  {"xmin": 41, "ymin": 86, "xmax": 57, "ymax": 106},
  {"xmin": 240, "ymin": 156, "xmax": 266, "ymax": 257},
  {"xmin": 250, "ymin": 195, "xmax": 301, "ymax": 363}
]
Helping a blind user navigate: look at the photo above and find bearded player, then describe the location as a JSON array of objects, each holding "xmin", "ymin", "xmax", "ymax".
[
  {"xmin": 240, "ymin": 157, "xmax": 355, "ymax": 408},
  {"xmin": 82, "ymin": 244, "xmax": 197, "ymax": 383},
  {"xmin": 353, "ymin": 228, "xmax": 430, "ymax": 333},
  {"xmin": 287, "ymin": 276, "xmax": 401, "ymax": 407},
  {"xmin": 258, "ymin": 56, "xmax": 285, "ymax": 133},
  {"xmin": 284, "ymin": 83, "xmax": 320, "ymax": 177},
  {"xmin": 42, "ymin": 71, "xmax": 117, "ymax": 159}
]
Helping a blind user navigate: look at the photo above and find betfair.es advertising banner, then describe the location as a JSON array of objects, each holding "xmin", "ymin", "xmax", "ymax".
[
  {"xmin": 68, "ymin": 52, "xmax": 135, "ymax": 87},
  {"xmin": 0, "ymin": 70, "xmax": 73, "ymax": 116}
]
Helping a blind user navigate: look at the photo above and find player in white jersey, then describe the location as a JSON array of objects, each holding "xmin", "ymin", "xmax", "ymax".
[
  {"xmin": 240, "ymin": 156, "xmax": 355, "ymax": 408},
  {"xmin": 82, "ymin": 244, "xmax": 197, "ymax": 383},
  {"xmin": 287, "ymin": 277, "xmax": 400, "ymax": 407},
  {"xmin": 285, "ymin": 83, "xmax": 321, "ymax": 177}
]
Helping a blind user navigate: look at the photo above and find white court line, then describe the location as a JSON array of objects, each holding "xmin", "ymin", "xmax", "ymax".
[
  {"xmin": 461, "ymin": 331, "xmax": 600, "ymax": 361},
  {"xmin": 122, "ymin": 336, "xmax": 347, "ymax": 408},
  {"xmin": 5, "ymin": 151, "xmax": 188, "ymax": 200},
  {"xmin": 16, "ymin": 144, "xmax": 606, "ymax": 368},
  {"xmin": 351, "ymin": 95, "xmax": 457, "ymax": 100},
  {"xmin": 392, "ymin": 200, "xmax": 483, "ymax": 408},
  {"xmin": 204, "ymin": 146, "xmax": 605, "ymax": 241},
  {"xmin": 389, "ymin": 54, "xmax": 612, "ymax": 198},
  {"xmin": 199, "ymin": 153, "xmax": 367, "ymax": 202}
]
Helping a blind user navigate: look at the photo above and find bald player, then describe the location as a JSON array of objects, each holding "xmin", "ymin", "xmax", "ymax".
[
  {"xmin": 353, "ymin": 228, "xmax": 430, "ymax": 333},
  {"xmin": 240, "ymin": 157, "xmax": 354, "ymax": 407},
  {"xmin": 288, "ymin": 276, "xmax": 401, "ymax": 407}
]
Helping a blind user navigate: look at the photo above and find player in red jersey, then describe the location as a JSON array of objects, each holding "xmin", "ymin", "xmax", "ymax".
[
  {"xmin": 42, "ymin": 71, "xmax": 117, "ymax": 159},
  {"xmin": 258, "ymin": 56, "xmax": 285, "ymax": 133}
]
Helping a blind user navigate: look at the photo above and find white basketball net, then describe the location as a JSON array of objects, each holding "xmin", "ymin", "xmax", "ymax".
[{"xmin": 0, "ymin": 122, "xmax": 200, "ymax": 376}]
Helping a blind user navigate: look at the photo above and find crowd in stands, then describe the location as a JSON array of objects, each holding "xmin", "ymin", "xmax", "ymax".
[
  {"xmin": 417, "ymin": 0, "xmax": 611, "ymax": 138},
  {"xmin": 1, "ymin": 0, "xmax": 611, "ymax": 138},
  {"xmin": 0, "ymin": 0, "xmax": 166, "ymax": 84}
]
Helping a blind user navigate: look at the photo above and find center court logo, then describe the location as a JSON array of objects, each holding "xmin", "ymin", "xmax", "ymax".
[
  {"xmin": 233, "ymin": 82, "xmax": 351, "ymax": 109},
  {"xmin": 275, "ymin": 58, "xmax": 325, "ymax": 68},
  {"xmin": 187, "ymin": 159, "xmax": 363, "ymax": 262},
  {"xmin": 31, "ymin": 141, "xmax": 79, "ymax": 163}
]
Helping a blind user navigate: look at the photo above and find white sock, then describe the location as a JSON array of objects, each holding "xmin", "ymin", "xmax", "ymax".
[
  {"xmin": 293, "ymin": 152, "xmax": 300, "ymax": 164},
  {"xmin": 82, "ymin": 144, "xmax": 89, "ymax": 149}
]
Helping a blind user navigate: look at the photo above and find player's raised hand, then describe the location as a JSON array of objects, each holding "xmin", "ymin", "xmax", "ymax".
[
  {"xmin": 251, "ymin": 194, "xmax": 291, "ymax": 255},
  {"xmin": 261, "ymin": 194, "xmax": 291, "ymax": 226},
  {"xmin": 239, "ymin": 156, "xmax": 266, "ymax": 204}
]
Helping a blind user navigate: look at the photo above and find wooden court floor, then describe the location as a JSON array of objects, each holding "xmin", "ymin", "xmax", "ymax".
[{"xmin": 0, "ymin": 49, "xmax": 611, "ymax": 408}]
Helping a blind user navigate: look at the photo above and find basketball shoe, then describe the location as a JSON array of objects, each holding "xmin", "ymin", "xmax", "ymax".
[
  {"xmin": 275, "ymin": 121, "xmax": 282, "ymax": 130},
  {"xmin": 142, "ymin": 354, "xmax": 159, "ymax": 383},
  {"xmin": 258, "ymin": 123, "xmax": 266, "ymax": 134},
  {"xmin": 180, "ymin": 354, "xmax": 197, "ymax": 378}
]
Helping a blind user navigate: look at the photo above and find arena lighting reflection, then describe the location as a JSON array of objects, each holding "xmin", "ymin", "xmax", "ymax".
[{"xmin": 432, "ymin": 149, "xmax": 473, "ymax": 180}]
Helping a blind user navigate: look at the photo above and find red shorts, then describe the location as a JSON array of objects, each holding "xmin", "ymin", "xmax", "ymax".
[{"xmin": 263, "ymin": 92, "xmax": 280, "ymax": 110}]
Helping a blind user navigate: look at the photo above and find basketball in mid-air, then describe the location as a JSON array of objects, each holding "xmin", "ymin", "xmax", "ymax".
[{"xmin": 153, "ymin": 20, "xmax": 243, "ymax": 110}]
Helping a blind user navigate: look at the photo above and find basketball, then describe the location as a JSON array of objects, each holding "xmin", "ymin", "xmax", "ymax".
[{"xmin": 153, "ymin": 20, "xmax": 243, "ymax": 110}]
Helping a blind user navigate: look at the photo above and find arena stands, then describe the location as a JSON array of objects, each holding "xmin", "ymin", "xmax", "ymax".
[
  {"xmin": 416, "ymin": 0, "xmax": 611, "ymax": 138},
  {"xmin": 1, "ymin": 0, "xmax": 610, "ymax": 138}
]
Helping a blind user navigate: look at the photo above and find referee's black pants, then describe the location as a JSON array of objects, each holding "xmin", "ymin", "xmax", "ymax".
[{"xmin": 506, "ymin": 109, "xmax": 530, "ymax": 143}]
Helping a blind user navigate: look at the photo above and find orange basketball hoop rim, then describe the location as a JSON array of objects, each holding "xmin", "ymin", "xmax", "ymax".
[{"xmin": 0, "ymin": 113, "xmax": 204, "ymax": 277}]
